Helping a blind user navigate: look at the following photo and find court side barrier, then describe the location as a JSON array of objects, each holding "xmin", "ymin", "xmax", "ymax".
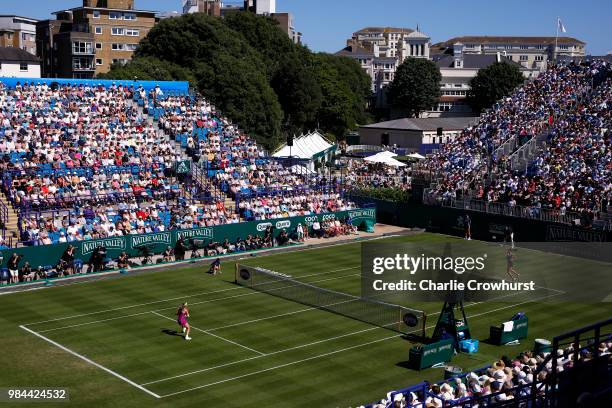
[{"xmin": 0, "ymin": 208, "xmax": 376, "ymax": 270}]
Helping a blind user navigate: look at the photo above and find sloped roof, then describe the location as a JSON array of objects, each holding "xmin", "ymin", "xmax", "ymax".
[
  {"xmin": 273, "ymin": 131, "xmax": 335, "ymax": 159},
  {"xmin": 361, "ymin": 117, "xmax": 479, "ymax": 132},
  {"xmin": 434, "ymin": 35, "xmax": 585, "ymax": 47},
  {"xmin": 0, "ymin": 47, "xmax": 39, "ymax": 63},
  {"xmin": 355, "ymin": 27, "xmax": 415, "ymax": 34},
  {"xmin": 335, "ymin": 44, "xmax": 373, "ymax": 58}
]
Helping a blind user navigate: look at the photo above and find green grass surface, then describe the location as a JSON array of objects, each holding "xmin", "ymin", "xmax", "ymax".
[{"xmin": 0, "ymin": 233, "xmax": 609, "ymax": 408}]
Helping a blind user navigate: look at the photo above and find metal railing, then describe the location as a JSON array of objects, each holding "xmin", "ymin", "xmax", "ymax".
[
  {"xmin": 0, "ymin": 200, "xmax": 7, "ymax": 240},
  {"xmin": 423, "ymin": 188, "xmax": 590, "ymax": 226},
  {"xmin": 16, "ymin": 188, "xmax": 184, "ymax": 212}
]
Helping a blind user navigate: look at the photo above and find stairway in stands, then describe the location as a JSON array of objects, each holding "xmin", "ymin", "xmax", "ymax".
[
  {"xmin": 0, "ymin": 194, "xmax": 20, "ymax": 244},
  {"xmin": 130, "ymin": 98, "xmax": 239, "ymax": 217}
]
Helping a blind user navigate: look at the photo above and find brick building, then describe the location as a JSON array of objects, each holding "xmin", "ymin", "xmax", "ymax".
[{"xmin": 37, "ymin": 0, "xmax": 156, "ymax": 78}]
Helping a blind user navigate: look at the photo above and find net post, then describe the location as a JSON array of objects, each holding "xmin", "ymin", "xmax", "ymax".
[
  {"xmin": 422, "ymin": 312, "xmax": 427, "ymax": 339},
  {"xmin": 234, "ymin": 263, "xmax": 238, "ymax": 284},
  {"xmin": 398, "ymin": 308, "xmax": 401, "ymax": 334}
]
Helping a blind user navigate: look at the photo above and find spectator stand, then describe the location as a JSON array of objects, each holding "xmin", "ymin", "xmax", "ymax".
[{"xmin": 362, "ymin": 318, "xmax": 611, "ymax": 407}]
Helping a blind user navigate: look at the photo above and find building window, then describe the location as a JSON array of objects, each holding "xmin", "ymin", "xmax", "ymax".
[
  {"xmin": 466, "ymin": 44, "xmax": 475, "ymax": 49},
  {"xmin": 112, "ymin": 43, "xmax": 125, "ymax": 50},
  {"xmin": 520, "ymin": 45, "xmax": 529, "ymax": 50},
  {"xmin": 72, "ymin": 41, "xmax": 93, "ymax": 54},
  {"xmin": 112, "ymin": 58, "xmax": 128, "ymax": 65},
  {"xmin": 20, "ymin": 63, "xmax": 28, "ymax": 71},
  {"xmin": 93, "ymin": 10, "xmax": 100, "ymax": 18},
  {"xmin": 123, "ymin": 13, "xmax": 137, "ymax": 21},
  {"xmin": 96, "ymin": 58, "xmax": 103, "ymax": 65},
  {"xmin": 126, "ymin": 44, "xmax": 138, "ymax": 51},
  {"xmin": 95, "ymin": 26, "xmax": 102, "ymax": 34},
  {"xmin": 95, "ymin": 42, "xmax": 102, "ymax": 49},
  {"xmin": 519, "ymin": 55, "xmax": 529, "ymax": 61},
  {"xmin": 536, "ymin": 45, "xmax": 546, "ymax": 50},
  {"xmin": 535, "ymin": 55, "xmax": 544, "ymax": 61},
  {"xmin": 109, "ymin": 11, "xmax": 122, "ymax": 20},
  {"xmin": 112, "ymin": 27, "xmax": 125, "ymax": 35},
  {"xmin": 559, "ymin": 45, "xmax": 569, "ymax": 50},
  {"xmin": 125, "ymin": 28, "xmax": 139, "ymax": 36},
  {"xmin": 73, "ymin": 57, "xmax": 94, "ymax": 70}
]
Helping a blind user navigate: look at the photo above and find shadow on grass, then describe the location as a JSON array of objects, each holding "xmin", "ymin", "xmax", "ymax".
[{"xmin": 161, "ymin": 328, "xmax": 182, "ymax": 337}]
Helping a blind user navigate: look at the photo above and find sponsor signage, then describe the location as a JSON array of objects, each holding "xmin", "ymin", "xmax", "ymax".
[
  {"xmin": 546, "ymin": 225, "xmax": 605, "ymax": 242},
  {"xmin": 81, "ymin": 238, "xmax": 125, "ymax": 255},
  {"xmin": 256, "ymin": 222, "xmax": 273, "ymax": 232},
  {"xmin": 349, "ymin": 209, "xmax": 375, "ymax": 219},
  {"xmin": 275, "ymin": 220, "xmax": 291, "ymax": 229},
  {"xmin": 131, "ymin": 232, "xmax": 172, "ymax": 248},
  {"xmin": 176, "ymin": 227, "xmax": 214, "ymax": 241}
]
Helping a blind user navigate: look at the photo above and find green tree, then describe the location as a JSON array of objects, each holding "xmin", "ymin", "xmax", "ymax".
[
  {"xmin": 467, "ymin": 62, "xmax": 525, "ymax": 113},
  {"xmin": 387, "ymin": 58, "xmax": 441, "ymax": 117},
  {"xmin": 101, "ymin": 12, "xmax": 372, "ymax": 146},
  {"xmin": 97, "ymin": 56, "xmax": 194, "ymax": 83},
  {"xmin": 314, "ymin": 53, "xmax": 372, "ymax": 138},
  {"xmin": 271, "ymin": 54, "xmax": 322, "ymax": 131}
]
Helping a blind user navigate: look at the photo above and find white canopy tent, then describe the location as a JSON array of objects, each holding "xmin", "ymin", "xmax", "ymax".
[
  {"xmin": 363, "ymin": 151, "xmax": 407, "ymax": 167},
  {"xmin": 272, "ymin": 131, "xmax": 336, "ymax": 171},
  {"xmin": 407, "ymin": 152, "xmax": 426, "ymax": 160}
]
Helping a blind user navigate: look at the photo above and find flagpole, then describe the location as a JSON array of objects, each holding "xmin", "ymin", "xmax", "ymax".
[{"xmin": 554, "ymin": 17, "xmax": 559, "ymax": 62}]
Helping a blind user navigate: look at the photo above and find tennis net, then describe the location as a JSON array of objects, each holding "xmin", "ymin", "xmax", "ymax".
[{"xmin": 235, "ymin": 264, "xmax": 425, "ymax": 335}]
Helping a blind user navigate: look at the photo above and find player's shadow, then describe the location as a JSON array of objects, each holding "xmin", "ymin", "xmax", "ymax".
[{"xmin": 161, "ymin": 328, "xmax": 182, "ymax": 337}]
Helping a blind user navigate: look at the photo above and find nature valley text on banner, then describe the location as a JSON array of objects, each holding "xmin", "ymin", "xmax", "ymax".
[
  {"xmin": 349, "ymin": 209, "xmax": 376, "ymax": 219},
  {"xmin": 176, "ymin": 227, "xmax": 214, "ymax": 241},
  {"xmin": 130, "ymin": 232, "xmax": 172, "ymax": 248},
  {"xmin": 81, "ymin": 238, "xmax": 126, "ymax": 255}
]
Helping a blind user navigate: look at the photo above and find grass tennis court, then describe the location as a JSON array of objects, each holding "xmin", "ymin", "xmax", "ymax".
[{"xmin": 0, "ymin": 233, "xmax": 609, "ymax": 407}]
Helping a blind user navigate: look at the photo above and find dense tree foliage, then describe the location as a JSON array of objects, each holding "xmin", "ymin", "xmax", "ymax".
[
  {"xmin": 386, "ymin": 58, "xmax": 441, "ymax": 117},
  {"xmin": 101, "ymin": 12, "xmax": 371, "ymax": 149},
  {"xmin": 467, "ymin": 62, "xmax": 525, "ymax": 113}
]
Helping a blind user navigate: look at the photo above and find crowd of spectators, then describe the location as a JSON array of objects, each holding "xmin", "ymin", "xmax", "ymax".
[
  {"xmin": 238, "ymin": 192, "xmax": 356, "ymax": 221},
  {"xmin": 0, "ymin": 80, "xmax": 363, "ymax": 247},
  {"xmin": 365, "ymin": 341, "xmax": 611, "ymax": 407},
  {"xmin": 156, "ymin": 94, "xmax": 321, "ymax": 197},
  {"xmin": 20, "ymin": 198, "xmax": 238, "ymax": 245},
  {"xmin": 345, "ymin": 159, "xmax": 412, "ymax": 190},
  {"xmin": 423, "ymin": 60, "xmax": 611, "ymax": 220},
  {"xmin": 0, "ymin": 82, "xmax": 182, "ymax": 172}
]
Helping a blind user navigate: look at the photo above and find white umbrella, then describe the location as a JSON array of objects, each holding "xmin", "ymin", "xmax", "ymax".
[
  {"xmin": 364, "ymin": 152, "xmax": 406, "ymax": 167},
  {"xmin": 407, "ymin": 153, "xmax": 426, "ymax": 160}
]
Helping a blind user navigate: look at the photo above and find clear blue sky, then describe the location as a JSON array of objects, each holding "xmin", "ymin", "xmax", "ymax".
[{"xmin": 8, "ymin": 0, "xmax": 611, "ymax": 55}]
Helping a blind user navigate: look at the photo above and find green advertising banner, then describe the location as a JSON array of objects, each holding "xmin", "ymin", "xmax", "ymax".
[
  {"xmin": 0, "ymin": 208, "xmax": 376, "ymax": 270},
  {"xmin": 409, "ymin": 338, "xmax": 454, "ymax": 370}
]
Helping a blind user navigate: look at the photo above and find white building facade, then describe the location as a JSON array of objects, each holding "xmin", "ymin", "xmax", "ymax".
[
  {"xmin": 337, "ymin": 27, "xmax": 431, "ymax": 93},
  {"xmin": 0, "ymin": 47, "xmax": 41, "ymax": 78}
]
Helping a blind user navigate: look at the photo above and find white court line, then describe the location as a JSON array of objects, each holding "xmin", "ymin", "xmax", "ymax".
[
  {"xmin": 143, "ymin": 324, "xmax": 390, "ymax": 386},
  {"xmin": 160, "ymin": 333, "xmax": 401, "ymax": 398},
  {"xmin": 19, "ymin": 325, "xmax": 160, "ymax": 399},
  {"xmin": 33, "ymin": 273, "xmax": 360, "ymax": 334},
  {"xmin": 150, "ymin": 311, "xmax": 265, "ymax": 356},
  {"xmin": 151, "ymin": 291, "xmax": 562, "ymax": 394},
  {"xmin": 24, "ymin": 267, "xmax": 357, "ymax": 326}
]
